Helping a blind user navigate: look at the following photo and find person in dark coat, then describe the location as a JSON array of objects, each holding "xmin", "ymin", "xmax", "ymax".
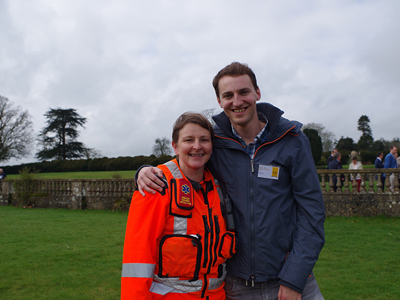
[
  {"xmin": 374, "ymin": 152, "xmax": 385, "ymax": 189},
  {"xmin": 328, "ymin": 152, "xmax": 344, "ymax": 192},
  {"xmin": 326, "ymin": 148, "xmax": 338, "ymax": 168}
]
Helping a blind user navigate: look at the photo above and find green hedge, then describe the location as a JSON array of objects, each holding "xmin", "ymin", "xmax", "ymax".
[{"xmin": 4, "ymin": 155, "xmax": 175, "ymax": 175}]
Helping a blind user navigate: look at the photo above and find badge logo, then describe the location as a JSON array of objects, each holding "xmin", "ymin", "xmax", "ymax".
[{"xmin": 181, "ymin": 184, "xmax": 190, "ymax": 195}]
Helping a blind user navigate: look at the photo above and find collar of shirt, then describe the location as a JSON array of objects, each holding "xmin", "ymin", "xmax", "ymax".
[{"xmin": 231, "ymin": 112, "xmax": 268, "ymax": 158}]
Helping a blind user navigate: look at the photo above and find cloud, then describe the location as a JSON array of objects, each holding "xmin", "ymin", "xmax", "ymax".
[{"xmin": 1, "ymin": 0, "xmax": 399, "ymax": 166}]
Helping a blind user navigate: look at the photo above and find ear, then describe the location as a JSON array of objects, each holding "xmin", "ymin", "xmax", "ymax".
[
  {"xmin": 256, "ymin": 88, "xmax": 261, "ymax": 101},
  {"xmin": 217, "ymin": 96, "xmax": 223, "ymax": 108},
  {"xmin": 172, "ymin": 141, "xmax": 179, "ymax": 156}
]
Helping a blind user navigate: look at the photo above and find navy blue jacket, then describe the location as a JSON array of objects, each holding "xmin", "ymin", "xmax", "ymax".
[
  {"xmin": 375, "ymin": 158, "xmax": 384, "ymax": 169},
  {"xmin": 209, "ymin": 103, "xmax": 325, "ymax": 293}
]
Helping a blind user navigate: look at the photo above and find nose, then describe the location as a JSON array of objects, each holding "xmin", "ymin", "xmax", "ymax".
[
  {"xmin": 192, "ymin": 140, "xmax": 202, "ymax": 150},
  {"xmin": 232, "ymin": 94, "xmax": 243, "ymax": 107}
]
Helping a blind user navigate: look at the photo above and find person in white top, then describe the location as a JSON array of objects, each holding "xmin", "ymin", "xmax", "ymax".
[{"xmin": 348, "ymin": 155, "xmax": 363, "ymax": 192}]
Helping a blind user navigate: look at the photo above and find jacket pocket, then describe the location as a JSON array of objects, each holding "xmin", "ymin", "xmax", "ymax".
[
  {"xmin": 218, "ymin": 231, "xmax": 236, "ymax": 259},
  {"xmin": 157, "ymin": 234, "xmax": 202, "ymax": 280}
]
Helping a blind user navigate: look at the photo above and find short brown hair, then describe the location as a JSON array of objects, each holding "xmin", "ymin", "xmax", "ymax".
[
  {"xmin": 172, "ymin": 112, "xmax": 215, "ymax": 144},
  {"xmin": 212, "ymin": 62, "xmax": 258, "ymax": 98}
]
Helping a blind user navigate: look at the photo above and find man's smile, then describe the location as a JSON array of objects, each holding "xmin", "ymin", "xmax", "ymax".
[{"xmin": 233, "ymin": 108, "xmax": 247, "ymax": 113}]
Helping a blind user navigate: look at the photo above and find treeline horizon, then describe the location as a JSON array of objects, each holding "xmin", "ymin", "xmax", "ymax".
[{"xmin": 3, "ymin": 154, "xmax": 175, "ymax": 175}]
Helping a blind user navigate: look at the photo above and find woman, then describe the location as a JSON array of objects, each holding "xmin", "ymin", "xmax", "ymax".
[
  {"xmin": 122, "ymin": 112, "xmax": 236, "ymax": 299},
  {"xmin": 348, "ymin": 155, "xmax": 363, "ymax": 192}
]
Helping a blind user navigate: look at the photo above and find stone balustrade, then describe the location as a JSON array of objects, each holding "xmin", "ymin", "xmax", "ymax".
[
  {"xmin": 0, "ymin": 179, "xmax": 136, "ymax": 210},
  {"xmin": 317, "ymin": 168, "xmax": 400, "ymax": 217},
  {"xmin": 317, "ymin": 168, "xmax": 400, "ymax": 194},
  {"xmin": 1, "ymin": 169, "xmax": 400, "ymax": 216}
]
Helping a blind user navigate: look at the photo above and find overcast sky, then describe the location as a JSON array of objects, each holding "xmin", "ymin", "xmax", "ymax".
[{"xmin": 1, "ymin": 0, "xmax": 399, "ymax": 166}]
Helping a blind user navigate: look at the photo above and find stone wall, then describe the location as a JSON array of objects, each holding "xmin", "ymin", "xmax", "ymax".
[
  {"xmin": 1, "ymin": 168, "xmax": 400, "ymax": 216},
  {"xmin": 0, "ymin": 179, "xmax": 136, "ymax": 210},
  {"xmin": 318, "ymin": 168, "xmax": 400, "ymax": 217}
]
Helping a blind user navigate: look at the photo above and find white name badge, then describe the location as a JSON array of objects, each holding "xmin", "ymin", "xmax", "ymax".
[{"xmin": 258, "ymin": 165, "xmax": 280, "ymax": 180}]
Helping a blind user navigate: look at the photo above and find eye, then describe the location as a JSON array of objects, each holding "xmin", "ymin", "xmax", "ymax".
[{"xmin": 223, "ymin": 93, "xmax": 233, "ymax": 99}]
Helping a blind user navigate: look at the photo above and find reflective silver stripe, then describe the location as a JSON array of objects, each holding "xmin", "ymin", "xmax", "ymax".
[
  {"xmin": 173, "ymin": 216, "xmax": 187, "ymax": 235},
  {"xmin": 164, "ymin": 161, "xmax": 183, "ymax": 179},
  {"xmin": 121, "ymin": 263, "xmax": 155, "ymax": 278},
  {"xmin": 154, "ymin": 274, "xmax": 203, "ymax": 293},
  {"xmin": 150, "ymin": 281, "xmax": 185, "ymax": 295},
  {"xmin": 163, "ymin": 161, "xmax": 188, "ymax": 235},
  {"xmin": 209, "ymin": 263, "xmax": 227, "ymax": 290}
]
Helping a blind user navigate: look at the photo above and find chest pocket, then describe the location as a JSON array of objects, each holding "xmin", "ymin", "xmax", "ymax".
[{"xmin": 169, "ymin": 177, "xmax": 195, "ymax": 218}]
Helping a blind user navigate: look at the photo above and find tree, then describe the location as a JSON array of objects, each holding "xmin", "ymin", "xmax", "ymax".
[
  {"xmin": 0, "ymin": 95, "xmax": 34, "ymax": 162},
  {"xmin": 36, "ymin": 108, "xmax": 89, "ymax": 160},
  {"xmin": 303, "ymin": 128, "xmax": 322, "ymax": 165},
  {"xmin": 201, "ymin": 108, "xmax": 216, "ymax": 126},
  {"xmin": 357, "ymin": 115, "xmax": 373, "ymax": 151},
  {"xmin": 336, "ymin": 136, "xmax": 356, "ymax": 151},
  {"xmin": 370, "ymin": 138, "xmax": 389, "ymax": 152},
  {"xmin": 83, "ymin": 148, "xmax": 102, "ymax": 159},
  {"xmin": 389, "ymin": 137, "xmax": 400, "ymax": 150},
  {"xmin": 153, "ymin": 137, "xmax": 172, "ymax": 157},
  {"xmin": 303, "ymin": 122, "xmax": 336, "ymax": 152}
]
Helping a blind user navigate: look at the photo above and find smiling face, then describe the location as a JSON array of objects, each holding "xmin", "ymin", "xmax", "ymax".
[
  {"xmin": 217, "ymin": 74, "xmax": 261, "ymax": 131},
  {"xmin": 172, "ymin": 123, "xmax": 212, "ymax": 181}
]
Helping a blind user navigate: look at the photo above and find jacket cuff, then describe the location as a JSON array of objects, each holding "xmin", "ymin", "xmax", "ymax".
[
  {"xmin": 278, "ymin": 260, "xmax": 312, "ymax": 293},
  {"xmin": 278, "ymin": 279, "xmax": 303, "ymax": 294}
]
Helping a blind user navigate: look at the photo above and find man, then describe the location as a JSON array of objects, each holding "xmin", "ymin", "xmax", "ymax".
[
  {"xmin": 326, "ymin": 148, "xmax": 338, "ymax": 167},
  {"xmin": 328, "ymin": 152, "xmax": 343, "ymax": 192},
  {"xmin": 374, "ymin": 152, "xmax": 385, "ymax": 189},
  {"xmin": 384, "ymin": 146, "xmax": 398, "ymax": 192},
  {"xmin": 137, "ymin": 62, "xmax": 325, "ymax": 300}
]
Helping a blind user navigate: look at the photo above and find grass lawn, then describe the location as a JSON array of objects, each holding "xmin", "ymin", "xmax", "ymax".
[
  {"xmin": 0, "ymin": 206, "xmax": 127, "ymax": 299},
  {"xmin": 315, "ymin": 216, "xmax": 400, "ymax": 299},
  {"xmin": 1, "ymin": 207, "xmax": 399, "ymax": 299}
]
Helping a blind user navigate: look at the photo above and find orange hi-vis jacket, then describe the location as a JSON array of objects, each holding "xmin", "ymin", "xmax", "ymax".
[{"xmin": 121, "ymin": 159, "xmax": 236, "ymax": 299}]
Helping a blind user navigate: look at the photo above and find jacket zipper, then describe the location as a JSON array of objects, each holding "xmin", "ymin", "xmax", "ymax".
[
  {"xmin": 202, "ymin": 215, "xmax": 210, "ymax": 268},
  {"xmin": 212, "ymin": 215, "xmax": 220, "ymax": 266},
  {"xmin": 207, "ymin": 207, "xmax": 214, "ymax": 273}
]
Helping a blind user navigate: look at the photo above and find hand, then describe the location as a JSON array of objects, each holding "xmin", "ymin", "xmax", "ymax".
[
  {"xmin": 278, "ymin": 285, "xmax": 301, "ymax": 300},
  {"xmin": 136, "ymin": 167, "xmax": 165, "ymax": 196}
]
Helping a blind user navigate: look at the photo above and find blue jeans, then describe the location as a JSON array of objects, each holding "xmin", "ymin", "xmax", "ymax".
[{"xmin": 225, "ymin": 273, "xmax": 324, "ymax": 300}]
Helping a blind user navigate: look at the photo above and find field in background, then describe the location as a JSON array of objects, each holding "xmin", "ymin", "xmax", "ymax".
[
  {"xmin": 1, "ymin": 207, "xmax": 399, "ymax": 299},
  {"xmin": 5, "ymin": 165, "xmax": 377, "ymax": 180},
  {"xmin": 5, "ymin": 170, "xmax": 137, "ymax": 180}
]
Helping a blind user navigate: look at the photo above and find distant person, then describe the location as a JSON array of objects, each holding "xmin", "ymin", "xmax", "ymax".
[
  {"xmin": 0, "ymin": 169, "xmax": 6, "ymax": 193},
  {"xmin": 326, "ymin": 148, "xmax": 338, "ymax": 167},
  {"xmin": 348, "ymin": 155, "xmax": 363, "ymax": 192},
  {"xmin": 384, "ymin": 146, "xmax": 398, "ymax": 192},
  {"xmin": 0, "ymin": 169, "xmax": 6, "ymax": 181},
  {"xmin": 375, "ymin": 152, "xmax": 385, "ymax": 189},
  {"xmin": 328, "ymin": 152, "xmax": 344, "ymax": 192}
]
